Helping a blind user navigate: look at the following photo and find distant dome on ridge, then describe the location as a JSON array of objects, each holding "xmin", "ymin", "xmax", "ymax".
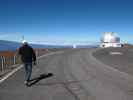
[
  {"xmin": 101, "ymin": 32, "xmax": 120, "ymax": 43},
  {"xmin": 100, "ymin": 32, "xmax": 122, "ymax": 48}
]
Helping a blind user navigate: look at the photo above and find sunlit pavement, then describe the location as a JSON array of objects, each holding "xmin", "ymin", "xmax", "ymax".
[{"xmin": 0, "ymin": 48, "xmax": 133, "ymax": 100}]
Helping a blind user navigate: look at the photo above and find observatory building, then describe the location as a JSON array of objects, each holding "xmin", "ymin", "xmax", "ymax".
[{"xmin": 100, "ymin": 32, "xmax": 122, "ymax": 48}]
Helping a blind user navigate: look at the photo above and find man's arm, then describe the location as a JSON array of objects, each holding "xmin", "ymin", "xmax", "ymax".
[{"xmin": 32, "ymin": 48, "xmax": 37, "ymax": 65}]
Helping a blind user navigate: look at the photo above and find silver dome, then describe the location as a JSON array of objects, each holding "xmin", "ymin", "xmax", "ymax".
[{"xmin": 101, "ymin": 32, "xmax": 120, "ymax": 43}]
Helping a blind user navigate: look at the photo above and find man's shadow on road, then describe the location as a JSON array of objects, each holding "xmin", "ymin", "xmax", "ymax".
[{"xmin": 27, "ymin": 73, "xmax": 53, "ymax": 87}]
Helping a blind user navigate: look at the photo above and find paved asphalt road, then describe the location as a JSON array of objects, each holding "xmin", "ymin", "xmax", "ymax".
[
  {"xmin": 0, "ymin": 48, "xmax": 133, "ymax": 100},
  {"xmin": 93, "ymin": 47, "xmax": 133, "ymax": 76}
]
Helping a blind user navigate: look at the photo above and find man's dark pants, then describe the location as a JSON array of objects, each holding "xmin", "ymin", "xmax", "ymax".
[{"xmin": 24, "ymin": 63, "xmax": 32, "ymax": 81}]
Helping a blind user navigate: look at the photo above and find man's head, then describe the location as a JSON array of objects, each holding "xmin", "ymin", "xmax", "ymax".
[{"xmin": 22, "ymin": 40, "xmax": 28, "ymax": 45}]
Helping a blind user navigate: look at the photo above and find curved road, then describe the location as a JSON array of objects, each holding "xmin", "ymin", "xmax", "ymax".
[{"xmin": 0, "ymin": 48, "xmax": 133, "ymax": 100}]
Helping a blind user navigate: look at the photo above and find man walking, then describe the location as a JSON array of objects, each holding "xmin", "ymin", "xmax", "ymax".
[{"xmin": 18, "ymin": 40, "xmax": 36, "ymax": 86}]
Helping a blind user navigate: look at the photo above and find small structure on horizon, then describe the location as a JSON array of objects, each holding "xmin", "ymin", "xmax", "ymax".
[
  {"xmin": 73, "ymin": 44, "xmax": 77, "ymax": 48},
  {"xmin": 100, "ymin": 32, "xmax": 122, "ymax": 48}
]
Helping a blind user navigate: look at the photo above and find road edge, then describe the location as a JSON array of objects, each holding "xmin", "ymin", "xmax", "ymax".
[{"xmin": 0, "ymin": 51, "xmax": 64, "ymax": 84}]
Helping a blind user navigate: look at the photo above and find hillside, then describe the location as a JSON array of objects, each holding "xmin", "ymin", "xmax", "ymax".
[
  {"xmin": 0, "ymin": 40, "xmax": 99, "ymax": 51},
  {"xmin": 0, "ymin": 40, "xmax": 72, "ymax": 51},
  {"xmin": 0, "ymin": 40, "xmax": 20, "ymax": 51},
  {"xmin": 123, "ymin": 43, "xmax": 133, "ymax": 47}
]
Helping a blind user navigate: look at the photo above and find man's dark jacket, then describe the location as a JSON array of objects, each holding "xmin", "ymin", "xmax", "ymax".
[{"xmin": 18, "ymin": 44, "xmax": 36, "ymax": 63}]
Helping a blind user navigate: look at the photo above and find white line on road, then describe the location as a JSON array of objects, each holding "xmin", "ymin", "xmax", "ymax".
[
  {"xmin": 0, "ymin": 51, "xmax": 64, "ymax": 84},
  {"xmin": 38, "ymin": 51, "xmax": 64, "ymax": 59},
  {"xmin": 0, "ymin": 65, "xmax": 23, "ymax": 84},
  {"xmin": 109, "ymin": 52, "xmax": 123, "ymax": 55}
]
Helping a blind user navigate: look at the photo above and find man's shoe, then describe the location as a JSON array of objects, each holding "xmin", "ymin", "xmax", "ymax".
[
  {"xmin": 24, "ymin": 81, "xmax": 28, "ymax": 84},
  {"xmin": 24, "ymin": 81, "xmax": 30, "ymax": 86}
]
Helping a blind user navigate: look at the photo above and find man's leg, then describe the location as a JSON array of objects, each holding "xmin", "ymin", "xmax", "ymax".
[
  {"xmin": 26, "ymin": 63, "xmax": 32, "ymax": 82},
  {"xmin": 24, "ymin": 63, "xmax": 29, "ymax": 85}
]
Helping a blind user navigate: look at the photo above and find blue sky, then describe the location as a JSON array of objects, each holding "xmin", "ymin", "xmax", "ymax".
[{"xmin": 0, "ymin": 0, "xmax": 133, "ymax": 44}]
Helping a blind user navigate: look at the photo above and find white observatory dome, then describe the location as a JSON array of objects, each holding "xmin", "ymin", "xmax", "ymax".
[
  {"xmin": 101, "ymin": 32, "xmax": 120, "ymax": 43},
  {"xmin": 100, "ymin": 32, "xmax": 121, "ymax": 48}
]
